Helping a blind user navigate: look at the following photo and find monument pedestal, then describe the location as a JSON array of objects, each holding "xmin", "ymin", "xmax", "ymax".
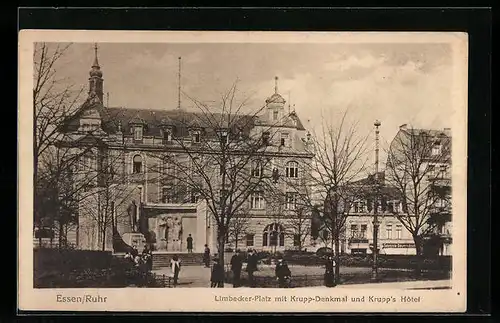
[{"xmin": 122, "ymin": 232, "xmax": 146, "ymax": 251}]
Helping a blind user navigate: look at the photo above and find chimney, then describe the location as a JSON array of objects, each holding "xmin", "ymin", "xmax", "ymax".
[{"xmin": 443, "ymin": 127, "xmax": 451, "ymax": 136}]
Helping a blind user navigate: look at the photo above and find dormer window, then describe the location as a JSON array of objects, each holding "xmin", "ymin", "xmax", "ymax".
[
  {"xmin": 134, "ymin": 126, "xmax": 143, "ymax": 141},
  {"xmin": 273, "ymin": 110, "xmax": 279, "ymax": 121},
  {"xmin": 220, "ymin": 131, "xmax": 228, "ymax": 145},
  {"xmin": 280, "ymin": 133, "xmax": 289, "ymax": 147},
  {"xmin": 162, "ymin": 129, "xmax": 172, "ymax": 143},
  {"xmin": 193, "ymin": 131, "xmax": 201, "ymax": 144},
  {"xmin": 262, "ymin": 132, "xmax": 270, "ymax": 146}
]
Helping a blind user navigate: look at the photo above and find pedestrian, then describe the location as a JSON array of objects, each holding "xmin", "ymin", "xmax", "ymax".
[
  {"xmin": 210, "ymin": 258, "xmax": 225, "ymax": 288},
  {"xmin": 230, "ymin": 249, "xmax": 243, "ymax": 287},
  {"xmin": 203, "ymin": 244, "xmax": 211, "ymax": 268},
  {"xmin": 171, "ymin": 254, "xmax": 181, "ymax": 287},
  {"xmin": 275, "ymin": 257, "xmax": 292, "ymax": 288},
  {"xmin": 246, "ymin": 249, "xmax": 258, "ymax": 288},
  {"xmin": 187, "ymin": 234, "xmax": 194, "ymax": 253},
  {"xmin": 324, "ymin": 255, "xmax": 336, "ymax": 287},
  {"xmin": 142, "ymin": 245, "xmax": 153, "ymax": 272}
]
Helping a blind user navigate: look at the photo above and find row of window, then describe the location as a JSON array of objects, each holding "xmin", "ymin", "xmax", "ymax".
[
  {"xmin": 235, "ymin": 224, "xmax": 302, "ymax": 247},
  {"xmin": 349, "ymin": 223, "xmax": 404, "ymax": 240},
  {"xmin": 131, "ymin": 154, "xmax": 301, "ymax": 178},
  {"xmin": 132, "ymin": 125, "xmax": 293, "ymax": 148},
  {"xmin": 158, "ymin": 188, "xmax": 299, "ymax": 210},
  {"xmin": 351, "ymin": 200, "xmax": 402, "ymax": 213}
]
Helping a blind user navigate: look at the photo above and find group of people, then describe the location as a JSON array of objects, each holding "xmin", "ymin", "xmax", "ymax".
[
  {"xmin": 126, "ymin": 242, "xmax": 337, "ymax": 288},
  {"xmin": 124, "ymin": 245, "xmax": 153, "ymax": 272}
]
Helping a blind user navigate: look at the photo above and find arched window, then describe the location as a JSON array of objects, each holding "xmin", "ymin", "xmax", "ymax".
[
  {"xmin": 132, "ymin": 155, "xmax": 142, "ymax": 174},
  {"xmin": 263, "ymin": 223, "xmax": 285, "ymax": 247},
  {"xmin": 285, "ymin": 161, "xmax": 298, "ymax": 178}
]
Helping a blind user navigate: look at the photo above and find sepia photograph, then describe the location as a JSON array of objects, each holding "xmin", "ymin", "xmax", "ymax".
[{"xmin": 18, "ymin": 30, "xmax": 468, "ymax": 312}]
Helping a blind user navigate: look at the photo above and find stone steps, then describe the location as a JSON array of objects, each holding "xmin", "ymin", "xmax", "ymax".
[{"xmin": 152, "ymin": 253, "xmax": 205, "ymax": 269}]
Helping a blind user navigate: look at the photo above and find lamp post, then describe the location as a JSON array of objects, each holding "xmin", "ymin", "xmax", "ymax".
[{"xmin": 372, "ymin": 120, "xmax": 381, "ymax": 281}]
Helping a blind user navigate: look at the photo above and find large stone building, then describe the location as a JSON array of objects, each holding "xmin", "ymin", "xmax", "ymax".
[{"xmin": 55, "ymin": 48, "xmax": 316, "ymax": 254}]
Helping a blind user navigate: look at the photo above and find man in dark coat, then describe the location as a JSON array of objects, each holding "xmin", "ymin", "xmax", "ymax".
[
  {"xmin": 275, "ymin": 258, "xmax": 292, "ymax": 288},
  {"xmin": 203, "ymin": 244, "xmax": 211, "ymax": 267},
  {"xmin": 230, "ymin": 249, "xmax": 243, "ymax": 287},
  {"xmin": 142, "ymin": 245, "xmax": 153, "ymax": 272},
  {"xmin": 246, "ymin": 249, "xmax": 258, "ymax": 288},
  {"xmin": 210, "ymin": 258, "xmax": 225, "ymax": 288},
  {"xmin": 186, "ymin": 234, "xmax": 194, "ymax": 253}
]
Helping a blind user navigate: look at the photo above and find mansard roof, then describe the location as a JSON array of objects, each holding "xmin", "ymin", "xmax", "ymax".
[{"xmin": 98, "ymin": 107, "xmax": 258, "ymax": 138}]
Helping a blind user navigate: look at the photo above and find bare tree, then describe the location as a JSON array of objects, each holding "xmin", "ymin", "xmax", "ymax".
[
  {"xmin": 299, "ymin": 110, "xmax": 370, "ymax": 284},
  {"xmin": 226, "ymin": 210, "xmax": 251, "ymax": 251},
  {"xmin": 385, "ymin": 126, "xmax": 452, "ymax": 273},
  {"xmin": 146, "ymin": 81, "xmax": 283, "ymax": 281}
]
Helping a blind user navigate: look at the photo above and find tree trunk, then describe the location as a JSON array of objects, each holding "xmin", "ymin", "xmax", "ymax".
[
  {"xmin": 58, "ymin": 220, "xmax": 65, "ymax": 249},
  {"xmin": 334, "ymin": 231, "xmax": 341, "ymax": 284},
  {"xmin": 217, "ymin": 233, "xmax": 225, "ymax": 287},
  {"xmin": 413, "ymin": 235, "xmax": 423, "ymax": 277},
  {"xmin": 102, "ymin": 228, "xmax": 107, "ymax": 251}
]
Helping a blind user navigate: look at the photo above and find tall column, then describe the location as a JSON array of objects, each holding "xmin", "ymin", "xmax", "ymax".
[{"xmin": 372, "ymin": 120, "xmax": 381, "ymax": 281}]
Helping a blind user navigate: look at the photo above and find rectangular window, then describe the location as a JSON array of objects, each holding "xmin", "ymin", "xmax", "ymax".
[
  {"xmin": 161, "ymin": 187, "xmax": 170, "ymax": 203},
  {"xmin": 394, "ymin": 201, "xmax": 400, "ymax": 213},
  {"xmin": 219, "ymin": 189, "xmax": 228, "ymax": 206},
  {"xmin": 246, "ymin": 234, "xmax": 254, "ymax": 247},
  {"xmin": 134, "ymin": 126, "xmax": 143, "ymax": 141},
  {"xmin": 386, "ymin": 224, "xmax": 393, "ymax": 239},
  {"xmin": 190, "ymin": 190, "xmax": 199, "ymax": 204},
  {"xmin": 350, "ymin": 224, "xmax": 358, "ymax": 238},
  {"xmin": 251, "ymin": 192, "xmax": 265, "ymax": 209},
  {"xmin": 273, "ymin": 110, "xmax": 279, "ymax": 121},
  {"xmin": 360, "ymin": 224, "xmax": 367, "ymax": 238},
  {"xmin": 293, "ymin": 234, "xmax": 301, "ymax": 247},
  {"xmin": 432, "ymin": 144, "xmax": 441, "ymax": 156},
  {"xmin": 396, "ymin": 225, "xmax": 402, "ymax": 239},
  {"xmin": 285, "ymin": 192, "xmax": 297, "ymax": 210},
  {"xmin": 251, "ymin": 161, "xmax": 261, "ymax": 177}
]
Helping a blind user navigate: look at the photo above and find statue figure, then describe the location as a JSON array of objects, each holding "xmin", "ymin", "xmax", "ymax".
[
  {"xmin": 167, "ymin": 217, "xmax": 182, "ymax": 251},
  {"xmin": 127, "ymin": 200, "xmax": 138, "ymax": 232}
]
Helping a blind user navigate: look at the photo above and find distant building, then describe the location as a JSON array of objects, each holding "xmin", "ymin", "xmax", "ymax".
[{"xmin": 340, "ymin": 125, "xmax": 452, "ymax": 256}]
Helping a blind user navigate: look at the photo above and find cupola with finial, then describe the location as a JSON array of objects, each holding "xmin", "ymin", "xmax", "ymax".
[
  {"xmin": 265, "ymin": 76, "xmax": 286, "ymax": 123},
  {"xmin": 88, "ymin": 43, "xmax": 104, "ymax": 104}
]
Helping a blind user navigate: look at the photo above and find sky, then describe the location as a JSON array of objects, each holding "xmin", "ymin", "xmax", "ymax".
[{"xmin": 48, "ymin": 41, "xmax": 455, "ymax": 172}]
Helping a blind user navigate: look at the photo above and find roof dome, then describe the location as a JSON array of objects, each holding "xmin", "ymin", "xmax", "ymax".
[
  {"xmin": 266, "ymin": 76, "xmax": 286, "ymax": 104},
  {"xmin": 266, "ymin": 93, "xmax": 286, "ymax": 104},
  {"xmin": 89, "ymin": 67, "xmax": 103, "ymax": 78}
]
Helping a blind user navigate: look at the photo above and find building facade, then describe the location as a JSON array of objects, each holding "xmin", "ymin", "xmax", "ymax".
[
  {"xmin": 55, "ymin": 49, "xmax": 316, "ymax": 254},
  {"xmin": 340, "ymin": 125, "xmax": 452, "ymax": 256}
]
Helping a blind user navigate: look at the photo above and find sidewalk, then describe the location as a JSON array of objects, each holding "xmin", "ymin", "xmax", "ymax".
[{"xmin": 313, "ymin": 279, "xmax": 451, "ymax": 290}]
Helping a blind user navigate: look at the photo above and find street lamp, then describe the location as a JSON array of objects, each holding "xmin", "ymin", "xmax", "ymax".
[{"xmin": 372, "ymin": 120, "xmax": 381, "ymax": 281}]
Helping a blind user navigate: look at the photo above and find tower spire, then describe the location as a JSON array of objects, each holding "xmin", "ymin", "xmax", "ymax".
[
  {"xmin": 93, "ymin": 43, "xmax": 99, "ymax": 67},
  {"xmin": 177, "ymin": 56, "xmax": 182, "ymax": 110},
  {"xmin": 274, "ymin": 76, "xmax": 278, "ymax": 94},
  {"xmin": 88, "ymin": 43, "xmax": 103, "ymax": 104}
]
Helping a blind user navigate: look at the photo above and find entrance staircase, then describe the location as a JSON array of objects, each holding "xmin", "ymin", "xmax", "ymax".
[{"xmin": 152, "ymin": 253, "xmax": 205, "ymax": 269}]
